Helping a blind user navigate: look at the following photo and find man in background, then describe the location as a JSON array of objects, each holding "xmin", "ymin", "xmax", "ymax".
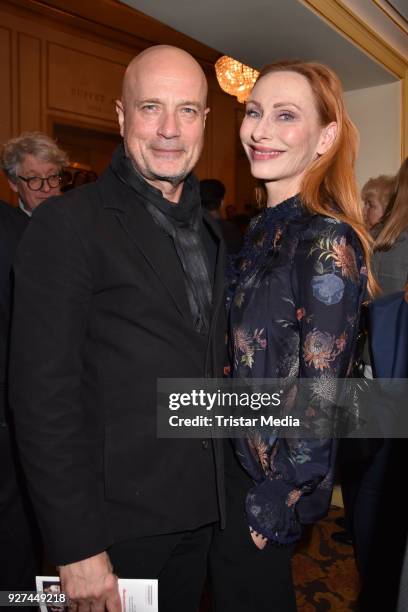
[{"xmin": 1, "ymin": 132, "xmax": 67, "ymax": 216}]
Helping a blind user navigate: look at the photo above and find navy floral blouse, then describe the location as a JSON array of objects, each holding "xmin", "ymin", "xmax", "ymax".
[{"xmin": 227, "ymin": 195, "xmax": 367, "ymax": 545}]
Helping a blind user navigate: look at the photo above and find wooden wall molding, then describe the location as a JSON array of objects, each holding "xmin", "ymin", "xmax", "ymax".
[
  {"xmin": 0, "ymin": 0, "xmax": 221, "ymax": 69},
  {"xmin": 0, "ymin": 26, "xmax": 13, "ymax": 199},
  {"xmin": 0, "ymin": 26, "xmax": 13, "ymax": 141},
  {"xmin": 373, "ymin": 0, "xmax": 408, "ymax": 37},
  {"xmin": 17, "ymin": 32, "xmax": 42, "ymax": 133},
  {"xmin": 301, "ymin": 0, "xmax": 408, "ymax": 158},
  {"xmin": 0, "ymin": 0, "xmax": 246, "ymax": 206},
  {"xmin": 46, "ymin": 42, "xmax": 126, "ymax": 124}
]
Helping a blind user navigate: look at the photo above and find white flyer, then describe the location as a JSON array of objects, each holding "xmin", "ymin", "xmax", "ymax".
[{"xmin": 35, "ymin": 575, "xmax": 158, "ymax": 612}]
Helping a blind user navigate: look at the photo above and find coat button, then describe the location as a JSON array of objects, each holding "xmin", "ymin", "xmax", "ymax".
[{"xmin": 202, "ymin": 440, "xmax": 209, "ymax": 450}]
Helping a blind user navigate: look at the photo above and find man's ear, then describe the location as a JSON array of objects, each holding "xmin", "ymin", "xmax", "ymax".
[
  {"xmin": 316, "ymin": 121, "xmax": 337, "ymax": 155},
  {"xmin": 115, "ymin": 100, "xmax": 125, "ymax": 137},
  {"xmin": 7, "ymin": 178, "xmax": 19, "ymax": 194},
  {"xmin": 204, "ymin": 107, "xmax": 210, "ymax": 127}
]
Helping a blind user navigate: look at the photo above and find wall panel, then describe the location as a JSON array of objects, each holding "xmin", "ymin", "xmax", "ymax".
[
  {"xmin": 0, "ymin": 27, "xmax": 12, "ymax": 143},
  {"xmin": 17, "ymin": 32, "xmax": 41, "ymax": 133},
  {"xmin": 0, "ymin": 0, "xmax": 250, "ymax": 208},
  {"xmin": 345, "ymin": 81, "xmax": 401, "ymax": 188},
  {"xmin": 0, "ymin": 26, "xmax": 13, "ymax": 199},
  {"xmin": 207, "ymin": 89, "xmax": 237, "ymax": 207},
  {"xmin": 47, "ymin": 43, "xmax": 126, "ymax": 123}
]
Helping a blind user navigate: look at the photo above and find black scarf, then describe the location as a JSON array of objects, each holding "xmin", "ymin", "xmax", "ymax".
[{"xmin": 111, "ymin": 145, "xmax": 213, "ymax": 334}]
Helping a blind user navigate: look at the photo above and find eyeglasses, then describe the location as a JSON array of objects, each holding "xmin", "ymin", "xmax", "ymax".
[{"xmin": 17, "ymin": 174, "xmax": 62, "ymax": 191}]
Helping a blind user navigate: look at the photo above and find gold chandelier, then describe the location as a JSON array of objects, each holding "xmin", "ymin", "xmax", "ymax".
[{"xmin": 215, "ymin": 55, "xmax": 259, "ymax": 103}]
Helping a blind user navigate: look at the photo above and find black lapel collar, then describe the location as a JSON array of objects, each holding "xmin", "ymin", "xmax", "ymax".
[
  {"xmin": 203, "ymin": 211, "xmax": 227, "ymax": 314},
  {"xmin": 97, "ymin": 167, "xmax": 191, "ymax": 320}
]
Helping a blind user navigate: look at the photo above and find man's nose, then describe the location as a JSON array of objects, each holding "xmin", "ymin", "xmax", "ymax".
[
  {"xmin": 41, "ymin": 179, "xmax": 51, "ymax": 192},
  {"xmin": 158, "ymin": 110, "xmax": 180, "ymax": 139}
]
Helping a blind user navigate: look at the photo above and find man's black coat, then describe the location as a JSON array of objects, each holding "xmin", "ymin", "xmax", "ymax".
[
  {"xmin": 0, "ymin": 201, "xmax": 39, "ymax": 589},
  {"xmin": 0, "ymin": 201, "xmax": 28, "ymax": 412},
  {"xmin": 9, "ymin": 164, "xmax": 227, "ymax": 566}
]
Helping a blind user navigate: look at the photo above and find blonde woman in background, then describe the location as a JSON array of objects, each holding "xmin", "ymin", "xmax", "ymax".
[{"xmin": 361, "ymin": 174, "xmax": 396, "ymax": 232}]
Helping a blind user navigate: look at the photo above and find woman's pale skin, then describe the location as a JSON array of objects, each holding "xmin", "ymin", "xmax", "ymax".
[
  {"xmin": 240, "ymin": 71, "xmax": 337, "ymax": 208},
  {"xmin": 239, "ymin": 71, "xmax": 337, "ymax": 548}
]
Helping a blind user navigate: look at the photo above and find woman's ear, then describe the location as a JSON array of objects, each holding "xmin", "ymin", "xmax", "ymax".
[{"xmin": 316, "ymin": 121, "xmax": 338, "ymax": 155}]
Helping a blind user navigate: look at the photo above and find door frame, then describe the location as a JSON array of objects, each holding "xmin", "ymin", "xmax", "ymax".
[{"xmin": 303, "ymin": 0, "xmax": 408, "ymax": 159}]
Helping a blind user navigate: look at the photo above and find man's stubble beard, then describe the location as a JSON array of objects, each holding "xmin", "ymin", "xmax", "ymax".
[
  {"xmin": 124, "ymin": 141, "xmax": 191, "ymax": 187},
  {"xmin": 134, "ymin": 159, "xmax": 189, "ymax": 188},
  {"xmin": 148, "ymin": 169, "xmax": 190, "ymax": 187}
]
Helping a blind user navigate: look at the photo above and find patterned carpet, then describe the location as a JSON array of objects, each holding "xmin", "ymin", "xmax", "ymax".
[
  {"xmin": 294, "ymin": 506, "xmax": 359, "ymax": 611},
  {"xmin": 201, "ymin": 506, "xmax": 359, "ymax": 611}
]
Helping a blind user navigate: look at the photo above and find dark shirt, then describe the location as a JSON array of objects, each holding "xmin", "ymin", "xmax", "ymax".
[{"xmin": 227, "ymin": 196, "xmax": 367, "ymax": 543}]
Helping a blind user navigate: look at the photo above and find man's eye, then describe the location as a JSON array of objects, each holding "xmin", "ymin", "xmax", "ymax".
[
  {"xmin": 181, "ymin": 107, "xmax": 197, "ymax": 115},
  {"xmin": 141, "ymin": 104, "xmax": 158, "ymax": 112}
]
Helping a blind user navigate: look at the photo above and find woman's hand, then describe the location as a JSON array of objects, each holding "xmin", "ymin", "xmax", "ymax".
[{"xmin": 250, "ymin": 527, "xmax": 268, "ymax": 550}]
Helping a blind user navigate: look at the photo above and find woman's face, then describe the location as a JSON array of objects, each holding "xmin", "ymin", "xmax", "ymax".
[
  {"xmin": 240, "ymin": 71, "xmax": 335, "ymax": 203},
  {"xmin": 362, "ymin": 192, "xmax": 385, "ymax": 230}
]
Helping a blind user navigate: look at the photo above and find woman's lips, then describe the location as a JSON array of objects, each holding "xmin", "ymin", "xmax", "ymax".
[{"xmin": 249, "ymin": 146, "xmax": 285, "ymax": 160}]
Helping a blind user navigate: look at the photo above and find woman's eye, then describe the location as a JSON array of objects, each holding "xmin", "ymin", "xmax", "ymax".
[
  {"xmin": 278, "ymin": 111, "xmax": 295, "ymax": 121},
  {"xmin": 245, "ymin": 108, "xmax": 260, "ymax": 118}
]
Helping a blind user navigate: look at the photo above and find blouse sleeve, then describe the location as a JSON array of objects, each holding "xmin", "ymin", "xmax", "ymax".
[{"xmin": 243, "ymin": 218, "xmax": 367, "ymax": 544}]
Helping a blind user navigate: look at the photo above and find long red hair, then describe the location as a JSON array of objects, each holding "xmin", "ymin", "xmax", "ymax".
[{"xmin": 253, "ymin": 60, "xmax": 378, "ymax": 296}]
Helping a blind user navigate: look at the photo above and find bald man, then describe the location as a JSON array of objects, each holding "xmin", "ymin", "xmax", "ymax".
[{"xmin": 10, "ymin": 46, "xmax": 226, "ymax": 611}]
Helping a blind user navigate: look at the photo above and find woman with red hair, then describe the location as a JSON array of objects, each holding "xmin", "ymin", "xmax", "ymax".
[{"xmin": 210, "ymin": 61, "xmax": 375, "ymax": 611}]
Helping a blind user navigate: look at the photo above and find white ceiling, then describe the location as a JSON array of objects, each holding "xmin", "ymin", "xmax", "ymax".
[{"xmin": 120, "ymin": 0, "xmax": 399, "ymax": 91}]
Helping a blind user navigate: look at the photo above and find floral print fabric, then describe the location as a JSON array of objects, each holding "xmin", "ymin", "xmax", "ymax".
[{"xmin": 227, "ymin": 196, "xmax": 367, "ymax": 544}]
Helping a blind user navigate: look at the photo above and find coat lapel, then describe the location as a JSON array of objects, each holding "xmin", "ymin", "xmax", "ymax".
[
  {"xmin": 98, "ymin": 167, "xmax": 226, "ymax": 326},
  {"xmin": 98, "ymin": 168, "xmax": 191, "ymax": 320},
  {"xmin": 203, "ymin": 211, "xmax": 227, "ymax": 320}
]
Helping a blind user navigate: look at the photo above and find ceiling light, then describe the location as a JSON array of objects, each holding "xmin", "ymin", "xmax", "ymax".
[{"xmin": 215, "ymin": 55, "xmax": 259, "ymax": 103}]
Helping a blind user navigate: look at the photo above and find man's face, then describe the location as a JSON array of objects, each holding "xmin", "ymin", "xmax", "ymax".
[
  {"xmin": 8, "ymin": 154, "xmax": 61, "ymax": 212},
  {"xmin": 116, "ymin": 55, "xmax": 208, "ymax": 197}
]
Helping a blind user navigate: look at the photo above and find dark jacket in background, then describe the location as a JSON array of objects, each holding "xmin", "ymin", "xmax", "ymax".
[
  {"xmin": 348, "ymin": 231, "xmax": 408, "ymax": 611},
  {"xmin": 0, "ymin": 200, "xmax": 37, "ymax": 590},
  {"xmin": 0, "ymin": 201, "xmax": 28, "ymax": 416},
  {"xmin": 372, "ymin": 230, "xmax": 408, "ymax": 296}
]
